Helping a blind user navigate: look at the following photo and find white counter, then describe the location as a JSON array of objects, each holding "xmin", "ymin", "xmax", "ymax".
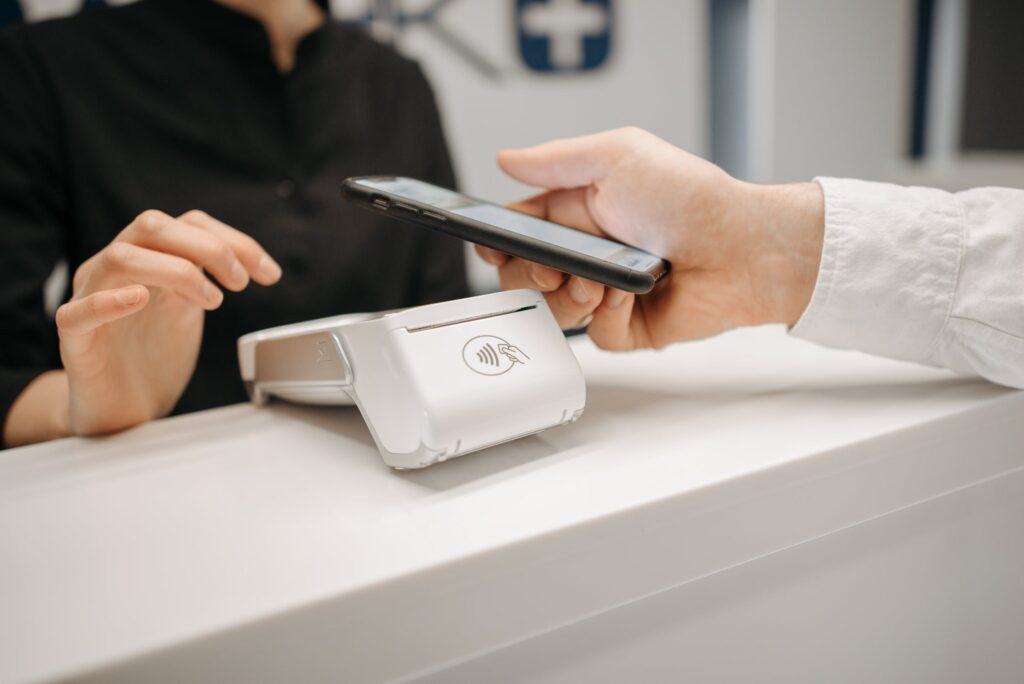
[{"xmin": 2, "ymin": 327, "xmax": 1022, "ymax": 683}]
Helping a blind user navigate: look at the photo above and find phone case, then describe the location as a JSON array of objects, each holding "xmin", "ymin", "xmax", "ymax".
[{"xmin": 341, "ymin": 176, "xmax": 668, "ymax": 294}]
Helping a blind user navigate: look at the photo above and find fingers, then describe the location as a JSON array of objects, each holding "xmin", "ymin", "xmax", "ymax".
[
  {"xmin": 506, "ymin": 193, "xmax": 550, "ymax": 218},
  {"xmin": 496, "ymin": 255, "xmax": 565, "ymax": 293},
  {"xmin": 543, "ymin": 276, "xmax": 605, "ymax": 329},
  {"xmin": 85, "ymin": 209, "xmax": 281, "ymax": 308},
  {"xmin": 475, "ymin": 245, "xmax": 508, "ymax": 267},
  {"xmin": 497, "ymin": 263, "xmax": 604, "ymax": 330},
  {"xmin": 498, "ymin": 134, "xmax": 612, "ymax": 189},
  {"xmin": 123, "ymin": 210, "xmax": 251, "ymax": 292},
  {"xmin": 99, "ymin": 241, "xmax": 224, "ymax": 309},
  {"xmin": 509, "ymin": 188, "xmax": 604, "ymax": 235},
  {"xmin": 586, "ymin": 288, "xmax": 638, "ymax": 350},
  {"xmin": 55, "ymin": 285, "xmax": 150, "ymax": 338},
  {"xmin": 491, "ymin": 255, "xmax": 607, "ymax": 329},
  {"xmin": 497, "ymin": 127, "xmax": 644, "ymax": 190},
  {"xmin": 177, "ymin": 210, "xmax": 282, "ymax": 285},
  {"xmin": 482, "ymin": 236, "xmax": 639, "ymax": 343},
  {"xmin": 117, "ymin": 210, "xmax": 281, "ymax": 289},
  {"xmin": 494, "ymin": 250, "xmax": 640, "ymax": 344}
]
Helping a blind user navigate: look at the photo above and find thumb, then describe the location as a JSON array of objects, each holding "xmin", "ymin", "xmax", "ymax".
[{"xmin": 498, "ymin": 129, "xmax": 623, "ymax": 190}]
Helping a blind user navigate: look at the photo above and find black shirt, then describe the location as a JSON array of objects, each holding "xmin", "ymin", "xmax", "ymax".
[{"xmin": 0, "ymin": 0, "xmax": 468, "ymax": 440}]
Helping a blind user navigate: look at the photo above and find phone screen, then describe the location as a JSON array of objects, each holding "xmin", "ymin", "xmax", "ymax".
[{"xmin": 354, "ymin": 177, "xmax": 664, "ymax": 270}]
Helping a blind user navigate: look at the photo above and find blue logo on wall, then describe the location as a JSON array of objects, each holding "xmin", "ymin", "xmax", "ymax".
[{"xmin": 517, "ymin": 0, "xmax": 612, "ymax": 73}]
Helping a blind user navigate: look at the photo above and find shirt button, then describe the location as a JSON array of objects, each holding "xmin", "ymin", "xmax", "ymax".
[{"xmin": 276, "ymin": 178, "xmax": 296, "ymax": 199}]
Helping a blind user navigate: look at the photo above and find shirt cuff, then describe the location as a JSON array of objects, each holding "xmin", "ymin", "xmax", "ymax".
[{"xmin": 790, "ymin": 177, "xmax": 965, "ymax": 365}]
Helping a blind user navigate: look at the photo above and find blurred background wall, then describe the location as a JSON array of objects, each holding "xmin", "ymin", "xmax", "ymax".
[
  {"xmin": 4, "ymin": 0, "xmax": 1022, "ymax": 291},
  {"xmin": 729, "ymin": 0, "xmax": 1024, "ymax": 194}
]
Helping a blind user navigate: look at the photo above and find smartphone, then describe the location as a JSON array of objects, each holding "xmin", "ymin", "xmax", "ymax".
[{"xmin": 342, "ymin": 176, "xmax": 669, "ymax": 294}]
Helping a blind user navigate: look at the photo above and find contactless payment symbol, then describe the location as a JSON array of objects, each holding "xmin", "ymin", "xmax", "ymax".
[
  {"xmin": 463, "ymin": 335, "xmax": 530, "ymax": 376},
  {"xmin": 517, "ymin": 0, "xmax": 612, "ymax": 73}
]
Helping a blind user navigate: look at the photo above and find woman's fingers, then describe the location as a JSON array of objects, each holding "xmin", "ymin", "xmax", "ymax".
[
  {"xmin": 55, "ymin": 286, "xmax": 150, "ymax": 339},
  {"xmin": 97, "ymin": 242, "xmax": 223, "ymax": 309},
  {"xmin": 115, "ymin": 209, "xmax": 282, "ymax": 290},
  {"xmin": 177, "ymin": 210, "xmax": 282, "ymax": 285},
  {"xmin": 97, "ymin": 207, "xmax": 283, "ymax": 306},
  {"xmin": 122, "ymin": 210, "xmax": 250, "ymax": 292}
]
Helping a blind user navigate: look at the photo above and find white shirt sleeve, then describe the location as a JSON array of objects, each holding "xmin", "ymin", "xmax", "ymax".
[{"xmin": 790, "ymin": 177, "xmax": 1024, "ymax": 389}]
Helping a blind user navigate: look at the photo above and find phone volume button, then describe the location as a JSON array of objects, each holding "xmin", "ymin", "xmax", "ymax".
[
  {"xmin": 393, "ymin": 202, "xmax": 419, "ymax": 214},
  {"xmin": 421, "ymin": 210, "xmax": 447, "ymax": 222}
]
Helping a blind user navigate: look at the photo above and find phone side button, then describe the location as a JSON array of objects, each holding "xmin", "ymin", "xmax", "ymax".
[
  {"xmin": 393, "ymin": 202, "xmax": 420, "ymax": 214},
  {"xmin": 421, "ymin": 210, "xmax": 447, "ymax": 222}
]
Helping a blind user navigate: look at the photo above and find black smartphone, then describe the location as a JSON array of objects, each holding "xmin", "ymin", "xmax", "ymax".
[{"xmin": 342, "ymin": 176, "xmax": 669, "ymax": 294}]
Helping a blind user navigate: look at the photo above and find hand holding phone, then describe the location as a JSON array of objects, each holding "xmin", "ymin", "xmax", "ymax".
[
  {"xmin": 343, "ymin": 127, "xmax": 823, "ymax": 353},
  {"xmin": 342, "ymin": 175, "xmax": 668, "ymax": 294},
  {"xmin": 483, "ymin": 128, "xmax": 824, "ymax": 350}
]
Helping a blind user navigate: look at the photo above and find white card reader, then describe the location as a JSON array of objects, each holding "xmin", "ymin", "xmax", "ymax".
[{"xmin": 237, "ymin": 289, "xmax": 586, "ymax": 469}]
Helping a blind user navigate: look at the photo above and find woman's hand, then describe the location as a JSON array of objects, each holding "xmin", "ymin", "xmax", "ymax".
[
  {"xmin": 24, "ymin": 210, "xmax": 281, "ymax": 440},
  {"xmin": 477, "ymin": 127, "xmax": 825, "ymax": 350}
]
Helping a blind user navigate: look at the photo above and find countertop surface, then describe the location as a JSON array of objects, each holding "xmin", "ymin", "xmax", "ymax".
[{"xmin": 2, "ymin": 327, "xmax": 1022, "ymax": 683}]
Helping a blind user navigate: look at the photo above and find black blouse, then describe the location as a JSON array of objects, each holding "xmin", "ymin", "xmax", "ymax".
[{"xmin": 0, "ymin": 0, "xmax": 468, "ymax": 440}]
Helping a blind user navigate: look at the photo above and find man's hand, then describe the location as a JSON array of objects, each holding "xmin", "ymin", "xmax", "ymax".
[
  {"xmin": 476, "ymin": 127, "xmax": 825, "ymax": 351},
  {"xmin": 5, "ymin": 210, "xmax": 281, "ymax": 446}
]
